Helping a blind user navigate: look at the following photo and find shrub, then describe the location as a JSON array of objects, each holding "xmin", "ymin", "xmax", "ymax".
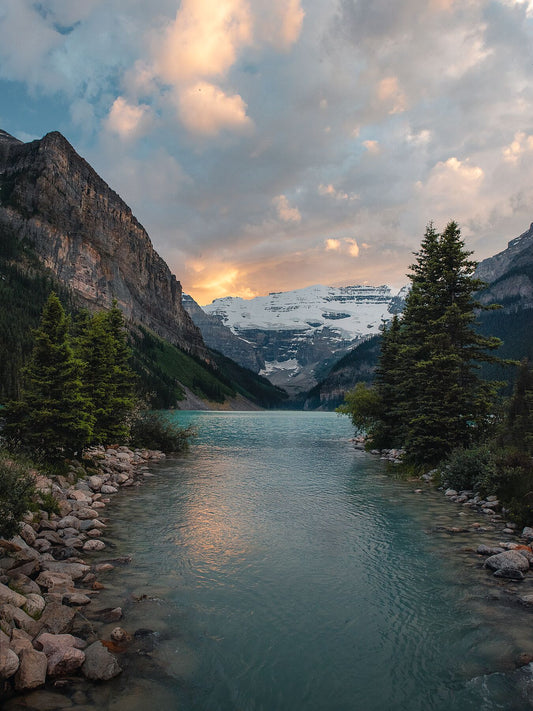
[
  {"xmin": 129, "ymin": 412, "xmax": 195, "ymax": 453},
  {"xmin": 442, "ymin": 445, "xmax": 497, "ymax": 492},
  {"xmin": 0, "ymin": 453, "xmax": 36, "ymax": 539}
]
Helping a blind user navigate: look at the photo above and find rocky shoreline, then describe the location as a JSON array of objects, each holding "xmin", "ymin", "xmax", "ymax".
[
  {"xmin": 0, "ymin": 445, "xmax": 166, "ymax": 705},
  {"xmin": 356, "ymin": 436, "xmax": 533, "ymax": 604}
]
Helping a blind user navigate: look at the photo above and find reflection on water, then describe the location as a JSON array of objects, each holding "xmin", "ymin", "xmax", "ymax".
[{"xmin": 13, "ymin": 411, "xmax": 533, "ymax": 711}]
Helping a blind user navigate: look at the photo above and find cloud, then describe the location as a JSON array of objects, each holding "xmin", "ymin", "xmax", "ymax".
[
  {"xmin": 153, "ymin": 0, "xmax": 252, "ymax": 85},
  {"xmin": 105, "ymin": 97, "xmax": 153, "ymax": 140},
  {"xmin": 273, "ymin": 195, "xmax": 301, "ymax": 223},
  {"xmin": 503, "ymin": 132, "xmax": 533, "ymax": 163},
  {"xmin": 325, "ymin": 238, "xmax": 340, "ymax": 250},
  {"xmin": 177, "ymin": 82, "xmax": 252, "ymax": 135},
  {"xmin": 363, "ymin": 140, "xmax": 381, "ymax": 154},
  {"xmin": 377, "ymin": 76, "xmax": 407, "ymax": 114},
  {"xmin": 346, "ymin": 238, "xmax": 360, "ymax": 257}
]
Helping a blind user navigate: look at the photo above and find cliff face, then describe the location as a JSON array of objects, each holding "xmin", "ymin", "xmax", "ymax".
[
  {"xmin": 182, "ymin": 294, "xmax": 264, "ymax": 373},
  {"xmin": 0, "ymin": 130, "xmax": 207, "ymax": 358}
]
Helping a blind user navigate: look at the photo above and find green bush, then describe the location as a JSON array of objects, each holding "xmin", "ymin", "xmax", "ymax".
[
  {"xmin": 129, "ymin": 412, "xmax": 195, "ymax": 453},
  {"xmin": 442, "ymin": 445, "xmax": 497, "ymax": 492},
  {"xmin": 0, "ymin": 454, "xmax": 36, "ymax": 539}
]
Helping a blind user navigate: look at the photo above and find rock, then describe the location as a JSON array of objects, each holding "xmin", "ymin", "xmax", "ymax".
[
  {"xmin": 445, "ymin": 489, "xmax": 458, "ymax": 497},
  {"xmin": 9, "ymin": 629, "xmax": 33, "ymax": 656},
  {"xmin": 0, "ymin": 581, "xmax": 27, "ymax": 608},
  {"xmin": 522, "ymin": 527, "xmax": 533, "ymax": 540},
  {"xmin": 0, "ymin": 641, "xmax": 19, "ymax": 679},
  {"xmin": 494, "ymin": 568, "xmax": 525, "ymax": 580},
  {"xmin": 63, "ymin": 592, "xmax": 92, "ymax": 606},
  {"xmin": 94, "ymin": 563, "xmax": 114, "ymax": 573},
  {"xmin": 19, "ymin": 524, "xmax": 37, "ymax": 546},
  {"xmin": 57, "ymin": 515, "xmax": 81, "ymax": 530},
  {"xmin": 100, "ymin": 484, "xmax": 118, "ymax": 494},
  {"xmin": 81, "ymin": 641, "xmax": 121, "ymax": 680},
  {"xmin": 518, "ymin": 594, "xmax": 533, "ymax": 605},
  {"xmin": 88, "ymin": 476, "xmax": 105, "ymax": 491},
  {"xmin": 0, "ymin": 603, "xmax": 36, "ymax": 633},
  {"xmin": 76, "ymin": 507, "xmax": 99, "ymax": 520},
  {"xmin": 23, "ymin": 593, "xmax": 46, "ymax": 619},
  {"xmin": 36, "ymin": 632, "xmax": 85, "ymax": 677},
  {"xmin": 484, "ymin": 550, "xmax": 530, "ymax": 572},
  {"xmin": 110, "ymin": 627, "xmax": 131, "ymax": 643},
  {"xmin": 41, "ymin": 561, "xmax": 90, "ymax": 581},
  {"xmin": 29, "ymin": 602, "xmax": 76, "ymax": 635},
  {"xmin": 12, "ymin": 690, "xmax": 74, "ymax": 709},
  {"xmin": 35, "ymin": 570, "xmax": 75, "ymax": 591},
  {"xmin": 33, "ymin": 538, "xmax": 52, "ymax": 553},
  {"xmin": 86, "ymin": 607, "xmax": 123, "ymax": 623},
  {"xmin": 14, "ymin": 648, "xmax": 47, "ymax": 690},
  {"xmin": 476, "ymin": 545, "xmax": 505, "ymax": 556},
  {"xmin": 82, "ymin": 540, "xmax": 106, "ymax": 552},
  {"xmin": 69, "ymin": 489, "xmax": 93, "ymax": 503}
]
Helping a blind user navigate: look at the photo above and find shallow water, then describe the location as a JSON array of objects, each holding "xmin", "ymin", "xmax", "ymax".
[{"xmin": 24, "ymin": 411, "xmax": 533, "ymax": 710}]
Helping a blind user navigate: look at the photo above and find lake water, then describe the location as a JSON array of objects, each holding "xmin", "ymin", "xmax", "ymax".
[{"xmin": 47, "ymin": 411, "xmax": 533, "ymax": 710}]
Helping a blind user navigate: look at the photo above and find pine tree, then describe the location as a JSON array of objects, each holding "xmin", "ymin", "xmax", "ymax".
[
  {"xmin": 506, "ymin": 359, "xmax": 533, "ymax": 453},
  {"xmin": 75, "ymin": 301, "xmax": 136, "ymax": 444},
  {"xmin": 4, "ymin": 293, "xmax": 93, "ymax": 460},
  {"xmin": 399, "ymin": 221, "xmax": 501, "ymax": 466},
  {"xmin": 372, "ymin": 314, "xmax": 404, "ymax": 448}
]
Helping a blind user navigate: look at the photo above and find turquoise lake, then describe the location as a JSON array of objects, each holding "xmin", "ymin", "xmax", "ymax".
[{"xmin": 73, "ymin": 411, "xmax": 533, "ymax": 710}]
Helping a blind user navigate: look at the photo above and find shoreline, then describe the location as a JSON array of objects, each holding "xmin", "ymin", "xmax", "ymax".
[{"xmin": 0, "ymin": 444, "xmax": 166, "ymax": 705}]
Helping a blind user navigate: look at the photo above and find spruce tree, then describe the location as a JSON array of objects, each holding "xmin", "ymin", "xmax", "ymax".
[
  {"xmin": 4, "ymin": 293, "xmax": 93, "ymax": 460},
  {"xmin": 399, "ymin": 221, "xmax": 501, "ymax": 466},
  {"xmin": 75, "ymin": 302, "xmax": 136, "ymax": 444},
  {"xmin": 506, "ymin": 359, "xmax": 533, "ymax": 453}
]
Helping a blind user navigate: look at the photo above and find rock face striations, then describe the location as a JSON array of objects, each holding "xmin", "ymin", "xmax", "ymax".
[{"xmin": 0, "ymin": 130, "xmax": 206, "ymax": 358}]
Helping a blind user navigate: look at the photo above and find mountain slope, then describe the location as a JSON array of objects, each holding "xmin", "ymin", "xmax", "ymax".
[
  {"xmin": 0, "ymin": 129, "xmax": 206, "ymax": 358},
  {"xmin": 203, "ymin": 284, "xmax": 404, "ymax": 395}
]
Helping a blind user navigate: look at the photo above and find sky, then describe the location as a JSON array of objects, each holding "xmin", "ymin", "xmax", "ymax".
[{"xmin": 1, "ymin": 1, "xmax": 533, "ymax": 305}]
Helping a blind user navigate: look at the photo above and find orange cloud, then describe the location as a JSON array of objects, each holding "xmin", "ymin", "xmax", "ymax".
[
  {"xmin": 346, "ymin": 238, "xmax": 360, "ymax": 257},
  {"xmin": 325, "ymin": 238, "xmax": 340, "ymax": 250},
  {"xmin": 377, "ymin": 76, "xmax": 407, "ymax": 114},
  {"xmin": 178, "ymin": 81, "xmax": 252, "ymax": 135},
  {"xmin": 105, "ymin": 97, "xmax": 153, "ymax": 139},
  {"xmin": 273, "ymin": 194, "xmax": 301, "ymax": 223}
]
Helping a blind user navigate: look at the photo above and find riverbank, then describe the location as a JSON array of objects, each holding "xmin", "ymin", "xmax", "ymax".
[
  {"xmin": 0, "ymin": 445, "xmax": 165, "ymax": 705},
  {"xmin": 360, "ymin": 437, "xmax": 533, "ymax": 608}
]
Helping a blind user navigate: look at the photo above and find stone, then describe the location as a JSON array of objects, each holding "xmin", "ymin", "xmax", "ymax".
[
  {"xmin": 81, "ymin": 641, "xmax": 121, "ymax": 680},
  {"xmin": 57, "ymin": 516, "xmax": 81, "ymax": 530},
  {"xmin": 19, "ymin": 524, "xmax": 37, "ymax": 546},
  {"xmin": 88, "ymin": 476, "xmax": 105, "ymax": 491},
  {"xmin": 33, "ymin": 538, "xmax": 52, "ymax": 553},
  {"xmin": 76, "ymin": 508, "xmax": 99, "ymax": 520},
  {"xmin": 95, "ymin": 563, "xmax": 114, "ymax": 573},
  {"xmin": 35, "ymin": 632, "xmax": 86, "ymax": 677},
  {"xmin": 0, "ymin": 641, "xmax": 19, "ymax": 679},
  {"xmin": 100, "ymin": 485, "xmax": 118, "ymax": 494},
  {"xmin": 68, "ymin": 490, "xmax": 93, "ymax": 503},
  {"xmin": 484, "ymin": 550, "xmax": 530, "ymax": 572},
  {"xmin": 13, "ymin": 690, "xmax": 74, "ymax": 709},
  {"xmin": 110, "ymin": 627, "xmax": 131, "ymax": 643},
  {"xmin": 494, "ymin": 568, "xmax": 525, "ymax": 580},
  {"xmin": 445, "ymin": 489, "xmax": 458, "ymax": 497},
  {"xmin": 41, "ymin": 561, "xmax": 90, "ymax": 581},
  {"xmin": 87, "ymin": 529, "xmax": 103, "ymax": 538},
  {"xmin": 0, "ymin": 603, "xmax": 36, "ymax": 633},
  {"xmin": 83, "ymin": 540, "xmax": 106, "ymax": 552},
  {"xmin": 63, "ymin": 592, "xmax": 92, "ymax": 606},
  {"xmin": 476, "ymin": 545, "xmax": 505, "ymax": 556},
  {"xmin": 23, "ymin": 593, "xmax": 46, "ymax": 618},
  {"xmin": 522, "ymin": 527, "xmax": 533, "ymax": 540},
  {"xmin": 29, "ymin": 602, "xmax": 76, "ymax": 635},
  {"xmin": 36, "ymin": 570, "xmax": 75, "ymax": 591},
  {"xmin": 0, "ymin": 581, "xmax": 27, "ymax": 608},
  {"xmin": 14, "ymin": 648, "xmax": 47, "ymax": 690},
  {"xmin": 519, "ymin": 594, "xmax": 533, "ymax": 605},
  {"xmin": 86, "ymin": 607, "xmax": 123, "ymax": 623},
  {"xmin": 9, "ymin": 629, "xmax": 33, "ymax": 656}
]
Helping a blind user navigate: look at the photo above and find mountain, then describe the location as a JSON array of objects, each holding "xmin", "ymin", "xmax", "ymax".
[
  {"xmin": 182, "ymin": 293, "xmax": 264, "ymax": 373},
  {"xmin": 0, "ymin": 129, "xmax": 205, "ymax": 358},
  {"xmin": 202, "ymin": 284, "xmax": 406, "ymax": 396},
  {"xmin": 0, "ymin": 129, "xmax": 286, "ymax": 410}
]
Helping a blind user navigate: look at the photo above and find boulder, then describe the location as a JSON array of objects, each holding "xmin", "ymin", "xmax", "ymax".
[
  {"xmin": 76, "ymin": 508, "xmax": 99, "ymax": 520},
  {"xmin": 36, "ymin": 632, "xmax": 86, "ymax": 676},
  {"xmin": 522, "ymin": 527, "xmax": 533, "ymax": 541},
  {"xmin": 36, "ymin": 570, "xmax": 75, "ymax": 591},
  {"xmin": 14, "ymin": 648, "xmax": 47, "ymax": 689},
  {"xmin": 29, "ymin": 602, "xmax": 76, "ymax": 636},
  {"xmin": 0, "ymin": 581, "xmax": 27, "ymax": 608},
  {"xmin": 0, "ymin": 642, "xmax": 19, "ymax": 679},
  {"xmin": 484, "ymin": 550, "xmax": 530, "ymax": 572},
  {"xmin": 494, "ymin": 568, "xmax": 525, "ymax": 580},
  {"xmin": 23, "ymin": 593, "xmax": 46, "ymax": 618},
  {"xmin": 81, "ymin": 641, "xmax": 121, "ymax": 680},
  {"xmin": 9, "ymin": 628, "xmax": 33, "ymax": 656},
  {"xmin": 19, "ymin": 524, "xmax": 37, "ymax": 547},
  {"xmin": 83, "ymin": 540, "xmax": 106, "ymax": 552},
  {"xmin": 0, "ymin": 603, "xmax": 36, "ymax": 633},
  {"xmin": 40, "ymin": 561, "xmax": 90, "ymax": 581},
  {"xmin": 57, "ymin": 516, "xmax": 81, "ymax": 530},
  {"xmin": 100, "ymin": 485, "xmax": 118, "ymax": 494},
  {"xmin": 476, "ymin": 544, "xmax": 505, "ymax": 556}
]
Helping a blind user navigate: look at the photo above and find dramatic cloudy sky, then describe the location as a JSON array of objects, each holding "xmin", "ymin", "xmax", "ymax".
[{"xmin": 1, "ymin": 0, "xmax": 533, "ymax": 303}]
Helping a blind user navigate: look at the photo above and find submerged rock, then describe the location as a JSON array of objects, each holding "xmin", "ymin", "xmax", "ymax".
[{"xmin": 484, "ymin": 550, "xmax": 530, "ymax": 573}]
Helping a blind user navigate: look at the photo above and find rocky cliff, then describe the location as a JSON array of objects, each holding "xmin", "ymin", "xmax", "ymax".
[{"xmin": 0, "ymin": 130, "xmax": 207, "ymax": 358}]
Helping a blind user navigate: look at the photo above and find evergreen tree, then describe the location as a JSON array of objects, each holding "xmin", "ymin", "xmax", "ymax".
[
  {"xmin": 506, "ymin": 359, "xmax": 533, "ymax": 453},
  {"xmin": 75, "ymin": 301, "xmax": 136, "ymax": 444},
  {"xmin": 4, "ymin": 293, "xmax": 93, "ymax": 459},
  {"xmin": 339, "ymin": 221, "xmax": 502, "ymax": 467}
]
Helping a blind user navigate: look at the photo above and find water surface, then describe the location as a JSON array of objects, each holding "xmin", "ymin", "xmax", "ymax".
[{"xmin": 78, "ymin": 412, "xmax": 533, "ymax": 710}]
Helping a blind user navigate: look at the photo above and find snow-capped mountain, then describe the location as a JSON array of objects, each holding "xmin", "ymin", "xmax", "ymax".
[{"xmin": 203, "ymin": 285, "xmax": 406, "ymax": 395}]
